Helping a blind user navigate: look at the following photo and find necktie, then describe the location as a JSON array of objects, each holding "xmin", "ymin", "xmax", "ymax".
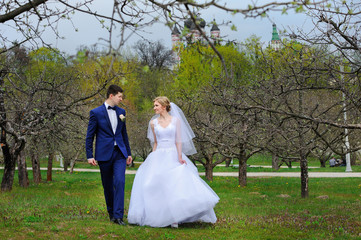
[{"xmin": 108, "ymin": 106, "xmax": 116, "ymax": 110}]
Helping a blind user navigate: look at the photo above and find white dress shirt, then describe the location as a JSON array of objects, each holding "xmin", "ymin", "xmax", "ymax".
[{"xmin": 104, "ymin": 103, "xmax": 118, "ymax": 146}]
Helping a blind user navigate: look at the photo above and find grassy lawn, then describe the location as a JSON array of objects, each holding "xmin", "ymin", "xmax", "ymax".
[
  {"xmin": 29, "ymin": 153, "xmax": 361, "ymax": 173},
  {"xmin": 201, "ymin": 165, "xmax": 361, "ymax": 173},
  {"xmin": 4, "ymin": 153, "xmax": 360, "ymax": 174},
  {"xmin": 0, "ymin": 170, "xmax": 360, "ymax": 239}
]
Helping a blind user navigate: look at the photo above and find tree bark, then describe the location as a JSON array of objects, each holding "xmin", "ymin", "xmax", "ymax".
[
  {"xmin": 70, "ymin": 151, "xmax": 80, "ymax": 174},
  {"xmin": 272, "ymin": 154, "xmax": 280, "ymax": 170},
  {"xmin": 298, "ymin": 89, "xmax": 309, "ymax": 198},
  {"xmin": 63, "ymin": 157, "xmax": 69, "ymax": 172},
  {"xmin": 203, "ymin": 154, "xmax": 214, "ymax": 181},
  {"xmin": 238, "ymin": 149, "xmax": 247, "ymax": 187},
  {"xmin": 283, "ymin": 159, "xmax": 292, "ymax": 168},
  {"xmin": 204, "ymin": 164, "xmax": 213, "ymax": 182},
  {"xmin": 224, "ymin": 157, "xmax": 232, "ymax": 167},
  {"xmin": 0, "ymin": 69, "xmax": 15, "ymax": 192},
  {"xmin": 31, "ymin": 150, "xmax": 42, "ymax": 184},
  {"xmin": 300, "ymin": 156, "xmax": 309, "ymax": 198},
  {"xmin": 1, "ymin": 144, "xmax": 16, "ymax": 191},
  {"xmin": 0, "ymin": 0, "xmax": 48, "ymax": 24},
  {"xmin": 319, "ymin": 157, "xmax": 326, "ymax": 168},
  {"xmin": 17, "ymin": 149, "xmax": 29, "ymax": 187},
  {"xmin": 350, "ymin": 153, "xmax": 356, "ymax": 166},
  {"xmin": 47, "ymin": 151, "xmax": 54, "ymax": 181}
]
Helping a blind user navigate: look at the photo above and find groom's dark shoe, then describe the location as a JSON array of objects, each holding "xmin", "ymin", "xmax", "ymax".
[
  {"xmin": 113, "ymin": 218, "xmax": 126, "ymax": 226},
  {"xmin": 110, "ymin": 217, "xmax": 115, "ymax": 223}
]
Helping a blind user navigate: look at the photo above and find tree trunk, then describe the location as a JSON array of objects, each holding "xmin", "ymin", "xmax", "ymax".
[
  {"xmin": 47, "ymin": 151, "xmax": 54, "ymax": 181},
  {"xmin": 31, "ymin": 150, "xmax": 42, "ymax": 184},
  {"xmin": 70, "ymin": 151, "xmax": 80, "ymax": 174},
  {"xmin": 297, "ymin": 89, "xmax": 309, "ymax": 198},
  {"xmin": 350, "ymin": 153, "xmax": 356, "ymax": 166},
  {"xmin": 238, "ymin": 149, "xmax": 247, "ymax": 187},
  {"xmin": 17, "ymin": 149, "xmax": 29, "ymax": 187},
  {"xmin": 224, "ymin": 157, "xmax": 232, "ymax": 167},
  {"xmin": 203, "ymin": 154, "xmax": 214, "ymax": 181},
  {"xmin": 300, "ymin": 156, "xmax": 309, "ymax": 198},
  {"xmin": 1, "ymin": 144, "xmax": 16, "ymax": 191},
  {"xmin": 63, "ymin": 157, "xmax": 69, "ymax": 172},
  {"xmin": 0, "ymin": 69, "xmax": 16, "ymax": 192},
  {"xmin": 319, "ymin": 152, "xmax": 330, "ymax": 168},
  {"xmin": 203, "ymin": 160, "xmax": 212, "ymax": 182},
  {"xmin": 272, "ymin": 154, "xmax": 280, "ymax": 170},
  {"xmin": 283, "ymin": 159, "xmax": 292, "ymax": 168},
  {"xmin": 319, "ymin": 157, "xmax": 326, "ymax": 168}
]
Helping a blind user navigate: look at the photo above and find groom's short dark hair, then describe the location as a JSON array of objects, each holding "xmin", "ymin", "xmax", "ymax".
[{"xmin": 107, "ymin": 85, "xmax": 123, "ymax": 98}]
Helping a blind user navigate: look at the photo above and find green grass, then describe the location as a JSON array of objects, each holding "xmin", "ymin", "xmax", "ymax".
[
  {"xmin": 8, "ymin": 153, "xmax": 359, "ymax": 173},
  {"xmin": 0, "ymin": 170, "xmax": 360, "ymax": 239},
  {"xmin": 200, "ymin": 165, "xmax": 361, "ymax": 173}
]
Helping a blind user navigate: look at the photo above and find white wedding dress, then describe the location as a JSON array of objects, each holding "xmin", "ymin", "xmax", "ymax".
[{"xmin": 127, "ymin": 117, "xmax": 219, "ymax": 227}]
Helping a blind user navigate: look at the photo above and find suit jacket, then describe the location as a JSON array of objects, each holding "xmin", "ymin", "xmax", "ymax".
[{"xmin": 85, "ymin": 104, "xmax": 131, "ymax": 161}]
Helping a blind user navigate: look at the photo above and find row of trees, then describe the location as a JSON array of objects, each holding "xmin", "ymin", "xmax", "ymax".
[
  {"xmin": 0, "ymin": 39, "xmax": 176, "ymax": 191},
  {"xmin": 1, "ymin": 1, "xmax": 360, "ymax": 199},
  {"xmin": 171, "ymin": 40, "xmax": 360, "ymax": 198}
]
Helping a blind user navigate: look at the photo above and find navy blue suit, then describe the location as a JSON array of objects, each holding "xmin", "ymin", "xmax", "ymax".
[{"xmin": 86, "ymin": 104, "xmax": 131, "ymax": 220}]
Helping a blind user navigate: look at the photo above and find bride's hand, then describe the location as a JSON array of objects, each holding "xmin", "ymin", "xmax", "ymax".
[{"xmin": 179, "ymin": 158, "xmax": 187, "ymax": 165}]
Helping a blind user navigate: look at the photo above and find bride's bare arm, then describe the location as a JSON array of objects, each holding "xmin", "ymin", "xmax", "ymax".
[{"xmin": 151, "ymin": 120, "xmax": 157, "ymax": 152}]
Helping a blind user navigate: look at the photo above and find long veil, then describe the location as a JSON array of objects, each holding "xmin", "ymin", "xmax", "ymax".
[{"xmin": 147, "ymin": 102, "xmax": 197, "ymax": 155}]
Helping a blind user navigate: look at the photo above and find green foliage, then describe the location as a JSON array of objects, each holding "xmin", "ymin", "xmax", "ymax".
[
  {"xmin": 173, "ymin": 44, "xmax": 253, "ymax": 99},
  {"xmin": 295, "ymin": 5, "xmax": 305, "ymax": 13},
  {"xmin": 26, "ymin": 47, "xmax": 67, "ymax": 79},
  {"xmin": 0, "ymin": 171, "xmax": 360, "ymax": 239},
  {"xmin": 28, "ymin": 47, "xmax": 66, "ymax": 67},
  {"xmin": 261, "ymin": 39, "xmax": 332, "ymax": 88}
]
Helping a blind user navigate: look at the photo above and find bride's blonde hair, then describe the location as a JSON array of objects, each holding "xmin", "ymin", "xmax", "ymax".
[{"xmin": 153, "ymin": 96, "xmax": 171, "ymax": 112}]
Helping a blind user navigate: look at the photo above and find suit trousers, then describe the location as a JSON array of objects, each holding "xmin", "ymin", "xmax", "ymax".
[{"xmin": 98, "ymin": 146, "xmax": 126, "ymax": 219}]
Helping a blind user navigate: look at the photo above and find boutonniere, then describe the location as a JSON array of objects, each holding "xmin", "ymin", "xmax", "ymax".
[{"xmin": 119, "ymin": 114, "xmax": 126, "ymax": 122}]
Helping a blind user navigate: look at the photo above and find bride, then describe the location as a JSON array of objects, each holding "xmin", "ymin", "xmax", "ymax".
[{"xmin": 127, "ymin": 96, "xmax": 219, "ymax": 228}]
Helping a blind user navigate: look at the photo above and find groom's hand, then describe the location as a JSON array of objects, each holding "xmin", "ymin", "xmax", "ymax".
[
  {"xmin": 126, "ymin": 156, "xmax": 133, "ymax": 165},
  {"xmin": 88, "ymin": 158, "xmax": 97, "ymax": 166}
]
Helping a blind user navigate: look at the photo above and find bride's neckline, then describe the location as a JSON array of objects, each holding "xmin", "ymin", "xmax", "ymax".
[{"xmin": 157, "ymin": 116, "xmax": 173, "ymax": 129}]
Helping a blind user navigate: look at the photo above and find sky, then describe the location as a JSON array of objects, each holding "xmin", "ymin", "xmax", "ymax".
[{"xmin": 5, "ymin": 1, "xmax": 313, "ymax": 55}]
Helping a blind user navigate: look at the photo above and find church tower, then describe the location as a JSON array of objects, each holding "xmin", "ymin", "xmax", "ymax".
[
  {"xmin": 171, "ymin": 26, "xmax": 181, "ymax": 48},
  {"xmin": 271, "ymin": 23, "xmax": 281, "ymax": 50},
  {"xmin": 184, "ymin": 15, "xmax": 206, "ymax": 43},
  {"xmin": 171, "ymin": 26, "xmax": 181, "ymax": 62},
  {"xmin": 210, "ymin": 19, "xmax": 220, "ymax": 44},
  {"xmin": 170, "ymin": 16, "xmax": 221, "ymax": 64}
]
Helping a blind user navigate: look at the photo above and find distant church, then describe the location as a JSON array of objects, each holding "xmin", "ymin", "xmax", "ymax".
[
  {"xmin": 171, "ymin": 18, "xmax": 281, "ymax": 62},
  {"xmin": 270, "ymin": 23, "xmax": 281, "ymax": 50},
  {"xmin": 171, "ymin": 16, "xmax": 221, "ymax": 62}
]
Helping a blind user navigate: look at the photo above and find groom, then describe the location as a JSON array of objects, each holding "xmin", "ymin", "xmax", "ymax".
[{"xmin": 86, "ymin": 84, "xmax": 132, "ymax": 225}]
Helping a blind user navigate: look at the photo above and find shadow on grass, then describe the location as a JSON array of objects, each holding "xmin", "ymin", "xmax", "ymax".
[{"xmin": 179, "ymin": 222, "xmax": 214, "ymax": 229}]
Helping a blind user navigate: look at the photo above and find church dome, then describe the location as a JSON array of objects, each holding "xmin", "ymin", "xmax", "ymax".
[{"xmin": 184, "ymin": 16, "xmax": 206, "ymax": 30}]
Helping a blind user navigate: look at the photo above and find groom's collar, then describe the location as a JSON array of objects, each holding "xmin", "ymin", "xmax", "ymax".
[{"xmin": 104, "ymin": 102, "xmax": 116, "ymax": 110}]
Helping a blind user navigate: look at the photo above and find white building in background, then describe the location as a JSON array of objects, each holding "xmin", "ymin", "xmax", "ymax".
[
  {"xmin": 172, "ymin": 19, "xmax": 282, "ymax": 62},
  {"xmin": 170, "ymin": 16, "xmax": 221, "ymax": 62},
  {"xmin": 171, "ymin": 25, "xmax": 181, "ymax": 62},
  {"xmin": 270, "ymin": 23, "xmax": 281, "ymax": 50}
]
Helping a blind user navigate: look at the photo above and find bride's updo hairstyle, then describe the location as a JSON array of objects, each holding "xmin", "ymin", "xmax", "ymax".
[{"xmin": 153, "ymin": 96, "xmax": 171, "ymax": 112}]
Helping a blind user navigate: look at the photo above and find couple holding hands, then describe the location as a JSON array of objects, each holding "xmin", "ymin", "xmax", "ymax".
[{"xmin": 85, "ymin": 85, "xmax": 219, "ymax": 228}]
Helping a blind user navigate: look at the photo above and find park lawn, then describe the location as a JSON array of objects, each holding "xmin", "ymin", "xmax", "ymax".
[
  {"xmin": 25, "ymin": 153, "xmax": 360, "ymax": 173},
  {"xmin": 0, "ymin": 170, "xmax": 360, "ymax": 240},
  {"xmin": 205, "ymin": 165, "xmax": 361, "ymax": 173}
]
